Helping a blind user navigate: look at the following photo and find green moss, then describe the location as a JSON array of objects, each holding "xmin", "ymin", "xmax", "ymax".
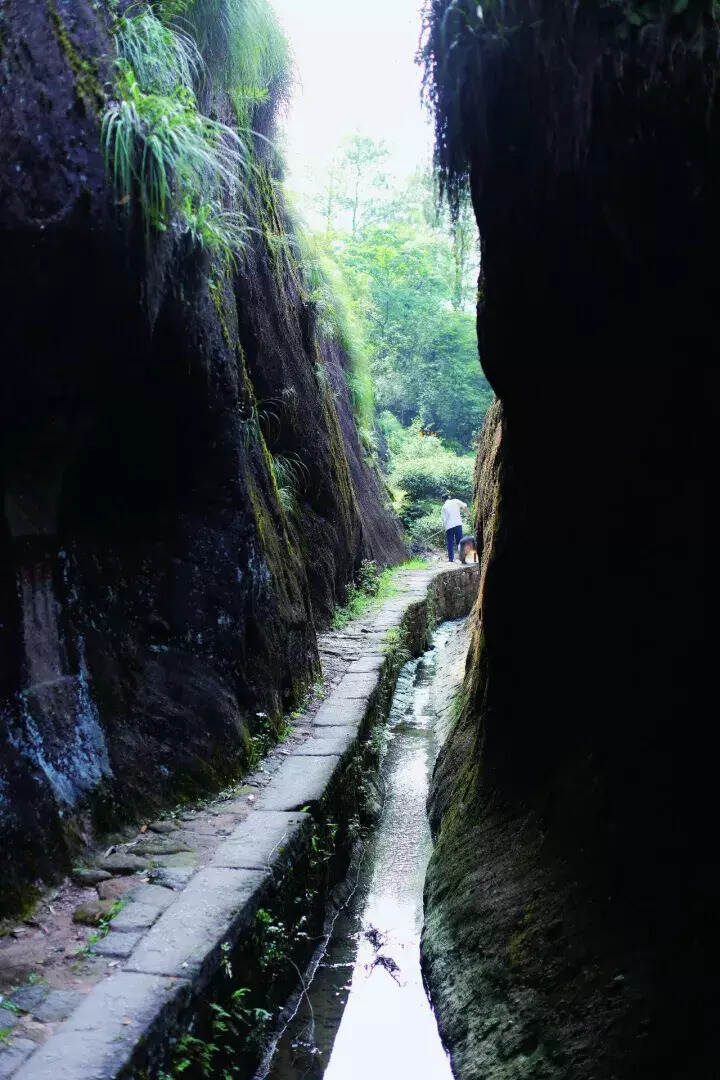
[
  {"xmin": 46, "ymin": 1, "xmax": 104, "ymax": 111},
  {"xmin": 507, "ymin": 927, "xmax": 528, "ymax": 968},
  {"xmin": 208, "ymin": 276, "xmax": 234, "ymax": 349},
  {"xmin": 317, "ymin": 365, "xmax": 359, "ymax": 531},
  {"xmin": 0, "ymin": 881, "xmax": 41, "ymax": 923},
  {"xmin": 255, "ymin": 165, "xmax": 294, "ymax": 294},
  {"xmin": 507, "ymin": 905, "xmax": 535, "ymax": 969},
  {"xmin": 237, "ymin": 348, "xmax": 314, "ymax": 712}
]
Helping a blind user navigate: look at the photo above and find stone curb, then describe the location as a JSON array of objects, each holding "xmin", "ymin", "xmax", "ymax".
[{"xmin": 10, "ymin": 564, "xmax": 478, "ymax": 1080}]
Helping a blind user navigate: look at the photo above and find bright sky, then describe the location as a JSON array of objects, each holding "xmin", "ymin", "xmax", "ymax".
[{"xmin": 270, "ymin": 0, "xmax": 432, "ymax": 196}]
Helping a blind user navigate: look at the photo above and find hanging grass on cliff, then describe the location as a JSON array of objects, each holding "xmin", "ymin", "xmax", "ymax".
[
  {"xmin": 155, "ymin": 0, "xmax": 292, "ymax": 133},
  {"xmin": 421, "ymin": 0, "xmax": 720, "ymax": 216},
  {"xmin": 101, "ymin": 0, "xmax": 291, "ymax": 260},
  {"xmin": 293, "ymin": 228, "xmax": 375, "ymax": 434}
]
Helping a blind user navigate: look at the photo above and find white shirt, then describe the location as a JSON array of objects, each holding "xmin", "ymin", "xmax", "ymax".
[{"xmin": 441, "ymin": 499, "xmax": 467, "ymax": 531}]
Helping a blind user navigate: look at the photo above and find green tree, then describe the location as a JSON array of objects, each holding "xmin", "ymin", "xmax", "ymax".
[
  {"xmin": 334, "ymin": 219, "xmax": 490, "ymax": 447},
  {"xmin": 303, "ymin": 145, "xmax": 489, "ymax": 449},
  {"xmin": 339, "ymin": 133, "xmax": 389, "ymax": 236}
]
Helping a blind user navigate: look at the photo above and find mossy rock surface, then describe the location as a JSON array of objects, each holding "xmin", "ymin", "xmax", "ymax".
[{"xmin": 0, "ymin": 0, "xmax": 403, "ymax": 919}]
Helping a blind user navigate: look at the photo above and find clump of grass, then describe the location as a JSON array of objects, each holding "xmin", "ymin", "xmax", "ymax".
[
  {"xmin": 76, "ymin": 898, "xmax": 127, "ymax": 958},
  {"xmin": 102, "ymin": 6, "xmax": 253, "ymax": 261},
  {"xmin": 270, "ymin": 452, "xmax": 308, "ymax": 518},
  {"xmin": 181, "ymin": 195, "xmax": 251, "ymax": 269},
  {"xmin": 112, "ymin": 6, "xmax": 202, "ymax": 94},
  {"xmin": 332, "ymin": 560, "xmax": 398, "ymax": 629},
  {"xmin": 226, "ymin": 0, "xmax": 292, "ymax": 131},
  {"xmin": 177, "ymin": 0, "xmax": 292, "ymax": 130},
  {"xmin": 400, "ymin": 556, "xmax": 430, "ymax": 570},
  {"xmin": 332, "ymin": 557, "xmax": 433, "ymax": 629}
]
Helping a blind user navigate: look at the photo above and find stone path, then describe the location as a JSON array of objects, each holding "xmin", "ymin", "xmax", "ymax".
[{"xmin": 0, "ymin": 560, "xmax": 477, "ymax": 1080}]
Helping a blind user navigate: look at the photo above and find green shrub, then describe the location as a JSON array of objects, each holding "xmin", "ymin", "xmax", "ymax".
[
  {"xmin": 332, "ymin": 559, "xmax": 397, "ymax": 629},
  {"xmin": 378, "ymin": 412, "xmax": 475, "ymax": 548},
  {"xmin": 392, "ymin": 457, "xmax": 474, "ymax": 504},
  {"xmin": 406, "ymin": 508, "xmax": 446, "ymax": 548},
  {"xmin": 381, "ymin": 413, "xmax": 474, "ymax": 506}
]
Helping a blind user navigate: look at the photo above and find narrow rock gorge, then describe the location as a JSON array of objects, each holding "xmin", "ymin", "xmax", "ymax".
[
  {"xmin": 0, "ymin": 0, "xmax": 404, "ymax": 916},
  {"xmin": 1, "ymin": 1, "xmax": 715, "ymax": 1076},
  {"xmin": 421, "ymin": 3, "xmax": 713, "ymax": 1078}
]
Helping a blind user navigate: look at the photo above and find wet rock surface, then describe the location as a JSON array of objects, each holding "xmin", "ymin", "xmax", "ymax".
[
  {"xmin": 96, "ymin": 880, "xmax": 136, "ymax": 903},
  {"xmin": 70, "ymin": 871, "xmax": 111, "ymax": 887},
  {"xmin": 422, "ymin": 4, "xmax": 716, "ymax": 1077},
  {"xmin": 71, "ymin": 901, "xmax": 115, "ymax": 927},
  {"xmin": 96, "ymin": 855, "xmax": 149, "ymax": 876},
  {"xmin": 0, "ymin": 0, "xmax": 404, "ymax": 922},
  {"xmin": 0, "ymin": 564, "xmax": 477, "ymax": 1080}
]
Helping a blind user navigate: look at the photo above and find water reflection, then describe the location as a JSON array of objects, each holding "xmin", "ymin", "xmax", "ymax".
[{"xmin": 263, "ymin": 626, "xmax": 458, "ymax": 1080}]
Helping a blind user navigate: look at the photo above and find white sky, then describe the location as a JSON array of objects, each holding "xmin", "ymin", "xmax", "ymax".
[{"xmin": 270, "ymin": 0, "xmax": 432, "ymax": 196}]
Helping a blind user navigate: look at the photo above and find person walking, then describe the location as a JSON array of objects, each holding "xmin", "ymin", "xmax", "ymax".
[{"xmin": 441, "ymin": 492, "xmax": 468, "ymax": 562}]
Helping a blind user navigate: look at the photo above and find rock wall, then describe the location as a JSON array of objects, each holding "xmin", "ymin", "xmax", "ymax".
[
  {"xmin": 0, "ymin": 0, "xmax": 404, "ymax": 915},
  {"xmin": 422, "ymin": 4, "xmax": 714, "ymax": 1078}
]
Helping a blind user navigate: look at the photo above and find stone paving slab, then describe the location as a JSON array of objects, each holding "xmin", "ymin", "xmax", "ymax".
[
  {"xmin": 127, "ymin": 867, "xmax": 269, "ymax": 986},
  {"xmin": 12, "ymin": 974, "xmax": 190, "ymax": 1080},
  {"xmin": 31, "ymin": 991, "xmax": 84, "ymax": 1024},
  {"xmin": 94, "ymin": 931, "xmax": 143, "ymax": 959},
  {"xmin": 332, "ymin": 672, "xmax": 380, "ymax": 699},
  {"xmin": 289, "ymin": 728, "xmax": 357, "ymax": 758},
  {"xmin": 211, "ymin": 811, "xmax": 308, "ymax": 871},
  {"xmin": 131, "ymin": 884, "xmax": 176, "ymax": 910},
  {"xmin": 254, "ymin": 755, "xmax": 342, "ymax": 811},
  {"xmin": 347, "ymin": 655, "xmax": 385, "ymax": 674},
  {"xmin": 0, "ymin": 1039, "xmax": 36, "ymax": 1079},
  {"xmin": 109, "ymin": 902, "xmax": 164, "ymax": 933},
  {"xmin": 148, "ymin": 867, "xmax": 195, "ymax": 890},
  {"xmin": 372, "ymin": 614, "xmax": 406, "ymax": 631},
  {"xmin": 312, "ymin": 698, "xmax": 366, "ymax": 727},
  {"xmin": 152, "ymin": 851, "xmax": 199, "ymax": 869}
]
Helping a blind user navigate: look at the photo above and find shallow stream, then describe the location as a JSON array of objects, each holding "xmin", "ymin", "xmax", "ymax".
[{"xmin": 258, "ymin": 620, "xmax": 468, "ymax": 1080}]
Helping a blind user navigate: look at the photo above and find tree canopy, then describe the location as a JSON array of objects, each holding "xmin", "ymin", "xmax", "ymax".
[{"xmin": 306, "ymin": 136, "xmax": 492, "ymax": 451}]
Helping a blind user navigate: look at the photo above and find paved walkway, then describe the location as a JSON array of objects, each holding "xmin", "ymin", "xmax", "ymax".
[{"xmin": 0, "ymin": 560, "xmax": 476, "ymax": 1080}]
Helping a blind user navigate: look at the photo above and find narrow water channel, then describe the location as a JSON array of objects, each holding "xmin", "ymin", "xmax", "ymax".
[{"xmin": 259, "ymin": 620, "xmax": 467, "ymax": 1080}]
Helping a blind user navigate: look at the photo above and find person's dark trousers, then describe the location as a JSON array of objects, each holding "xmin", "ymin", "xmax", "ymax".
[{"xmin": 446, "ymin": 525, "xmax": 463, "ymax": 562}]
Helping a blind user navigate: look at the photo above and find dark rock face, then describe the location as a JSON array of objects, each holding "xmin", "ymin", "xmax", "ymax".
[
  {"xmin": 0, "ymin": 0, "xmax": 403, "ymax": 914},
  {"xmin": 422, "ymin": 5, "xmax": 714, "ymax": 1078}
]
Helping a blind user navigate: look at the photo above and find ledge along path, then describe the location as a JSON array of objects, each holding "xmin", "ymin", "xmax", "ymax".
[{"xmin": 0, "ymin": 561, "xmax": 478, "ymax": 1080}]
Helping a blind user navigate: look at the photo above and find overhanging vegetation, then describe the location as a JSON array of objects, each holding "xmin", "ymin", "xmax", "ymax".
[
  {"xmin": 421, "ymin": 0, "xmax": 720, "ymax": 215},
  {"xmin": 101, "ymin": 0, "xmax": 291, "ymax": 262}
]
